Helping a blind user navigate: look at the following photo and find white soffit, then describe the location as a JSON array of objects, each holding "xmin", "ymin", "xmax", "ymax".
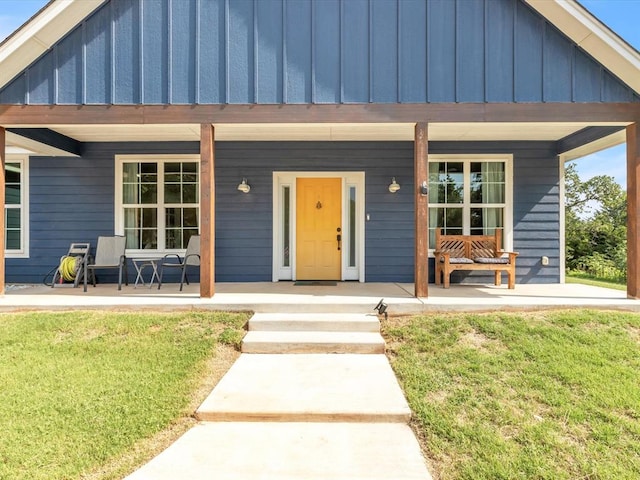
[
  {"xmin": 0, "ymin": 0, "xmax": 105, "ymax": 89},
  {"xmin": 5, "ymin": 123, "xmax": 628, "ymax": 156},
  {"xmin": 525, "ymin": 0, "xmax": 640, "ymax": 95},
  {"xmin": 33, "ymin": 122, "xmax": 626, "ymax": 142}
]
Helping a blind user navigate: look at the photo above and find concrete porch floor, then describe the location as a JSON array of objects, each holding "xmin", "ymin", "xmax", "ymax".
[{"xmin": 2, "ymin": 281, "xmax": 639, "ymax": 314}]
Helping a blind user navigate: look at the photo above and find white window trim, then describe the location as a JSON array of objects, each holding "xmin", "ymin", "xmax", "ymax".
[
  {"xmin": 115, "ymin": 154, "xmax": 200, "ymax": 256},
  {"xmin": 272, "ymin": 171, "xmax": 366, "ymax": 282},
  {"xmin": 5, "ymin": 155, "xmax": 29, "ymax": 258},
  {"xmin": 428, "ymin": 154, "xmax": 514, "ymax": 254}
]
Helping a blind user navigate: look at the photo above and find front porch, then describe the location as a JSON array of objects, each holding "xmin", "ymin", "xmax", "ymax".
[{"xmin": 3, "ymin": 281, "xmax": 638, "ymax": 314}]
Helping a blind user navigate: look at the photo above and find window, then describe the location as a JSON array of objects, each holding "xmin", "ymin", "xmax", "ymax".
[
  {"xmin": 117, "ymin": 156, "xmax": 199, "ymax": 252},
  {"xmin": 282, "ymin": 185, "xmax": 291, "ymax": 267},
  {"xmin": 348, "ymin": 186, "xmax": 357, "ymax": 268},
  {"xmin": 428, "ymin": 156, "xmax": 512, "ymax": 250},
  {"xmin": 5, "ymin": 157, "xmax": 28, "ymax": 257}
]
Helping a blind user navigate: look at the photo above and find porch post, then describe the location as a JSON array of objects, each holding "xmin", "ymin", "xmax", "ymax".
[
  {"xmin": 0, "ymin": 127, "xmax": 5, "ymax": 295},
  {"xmin": 627, "ymin": 123, "xmax": 640, "ymax": 299},
  {"xmin": 200, "ymin": 124, "xmax": 215, "ymax": 298},
  {"xmin": 414, "ymin": 122, "xmax": 428, "ymax": 298}
]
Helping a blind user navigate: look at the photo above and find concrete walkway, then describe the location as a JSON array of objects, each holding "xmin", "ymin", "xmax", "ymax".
[{"xmin": 124, "ymin": 312, "xmax": 433, "ymax": 480}]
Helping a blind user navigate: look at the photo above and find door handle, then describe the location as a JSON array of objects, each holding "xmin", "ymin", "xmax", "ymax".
[{"xmin": 337, "ymin": 234, "xmax": 341, "ymax": 250}]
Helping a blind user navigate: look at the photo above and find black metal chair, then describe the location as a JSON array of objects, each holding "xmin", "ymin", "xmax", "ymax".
[{"xmin": 157, "ymin": 235, "xmax": 200, "ymax": 291}]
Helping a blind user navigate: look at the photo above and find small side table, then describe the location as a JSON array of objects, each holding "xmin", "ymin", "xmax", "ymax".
[{"xmin": 131, "ymin": 258, "xmax": 163, "ymax": 288}]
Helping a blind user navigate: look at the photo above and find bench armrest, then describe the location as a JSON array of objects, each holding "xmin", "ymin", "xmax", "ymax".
[{"xmin": 497, "ymin": 251, "xmax": 519, "ymax": 263}]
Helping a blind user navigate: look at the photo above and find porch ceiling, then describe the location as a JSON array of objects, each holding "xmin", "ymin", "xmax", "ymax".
[{"xmin": 6, "ymin": 121, "xmax": 628, "ymax": 146}]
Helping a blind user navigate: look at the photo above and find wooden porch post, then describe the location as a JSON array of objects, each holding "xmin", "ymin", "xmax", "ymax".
[
  {"xmin": 200, "ymin": 124, "xmax": 215, "ymax": 298},
  {"xmin": 0, "ymin": 127, "xmax": 5, "ymax": 295},
  {"xmin": 627, "ymin": 123, "xmax": 640, "ymax": 299},
  {"xmin": 415, "ymin": 123, "xmax": 428, "ymax": 298}
]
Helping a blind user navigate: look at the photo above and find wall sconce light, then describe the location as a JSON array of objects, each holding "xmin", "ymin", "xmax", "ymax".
[
  {"xmin": 419, "ymin": 180, "xmax": 428, "ymax": 196},
  {"xmin": 388, "ymin": 177, "xmax": 401, "ymax": 193},
  {"xmin": 374, "ymin": 298, "xmax": 388, "ymax": 320},
  {"xmin": 237, "ymin": 178, "xmax": 251, "ymax": 193}
]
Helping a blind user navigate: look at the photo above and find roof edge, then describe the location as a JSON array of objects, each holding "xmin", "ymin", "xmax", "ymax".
[
  {"xmin": 0, "ymin": 0, "xmax": 106, "ymax": 89},
  {"xmin": 560, "ymin": 129, "xmax": 627, "ymax": 162},
  {"xmin": 524, "ymin": 0, "xmax": 640, "ymax": 95}
]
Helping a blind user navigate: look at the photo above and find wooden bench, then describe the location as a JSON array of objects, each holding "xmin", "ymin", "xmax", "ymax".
[{"xmin": 434, "ymin": 228, "xmax": 519, "ymax": 289}]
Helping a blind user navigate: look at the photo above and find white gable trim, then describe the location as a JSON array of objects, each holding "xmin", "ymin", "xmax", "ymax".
[
  {"xmin": 525, "ymin": 0, "xmax": 640, "ymax": 95},
  {"xmin": 0, "ymin": 0, "xmax": 105, "ymax": 89}
]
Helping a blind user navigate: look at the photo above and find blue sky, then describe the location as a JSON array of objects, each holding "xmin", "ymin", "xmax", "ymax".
[{"xmin": 0, "ymin": 0, "xmax": 638, "ymax": 187}]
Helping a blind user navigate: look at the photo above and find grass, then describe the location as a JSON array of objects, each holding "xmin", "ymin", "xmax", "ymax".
[
  {"xmin": 566, "ymin": 272, "xmax": 627, "ymax": 291},
  {"xmin": 0, "ymin": 310, "xmax": 248, "ymax": 480},
  {"xmin": 383, "ymin": 310, "xmax": 640, "ymax": 480}
]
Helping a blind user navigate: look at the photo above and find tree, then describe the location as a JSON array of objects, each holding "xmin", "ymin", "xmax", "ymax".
[{"xmin": 564, "ymin": 163, "xmax": 627, "ymax": 281}]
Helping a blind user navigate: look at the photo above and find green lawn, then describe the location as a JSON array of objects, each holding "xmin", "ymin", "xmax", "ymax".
[
  {"xmin": 566, "ymin": 272, "xmax": 626, "ymax": 291},
  {"xmin": 0, "ymin": 310, "xmax": 247, "ymax": 480},
  {"xmin": 383, "ymin": 310, "xmax": 640, "ymax": 480}
]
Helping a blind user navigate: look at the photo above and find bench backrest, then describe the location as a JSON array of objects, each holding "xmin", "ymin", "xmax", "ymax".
[{"xmin": 435, "ymin": 228, "xmax": 502, "ymax": 259}]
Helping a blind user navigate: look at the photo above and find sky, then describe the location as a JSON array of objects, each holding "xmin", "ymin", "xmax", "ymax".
[{"xmin": 0, "ymin": 0, "xmax": 639, "ymax": 187}]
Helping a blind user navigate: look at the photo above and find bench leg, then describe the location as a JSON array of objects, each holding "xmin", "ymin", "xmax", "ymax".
[
  {"xmin": 508, "ymin": 270, "xmax": 515, "ymax": 289},
  {"xmin": 435, "ymin": 264, "xmax": 441, "ymax": 285},
  {"xmin": 443, "ymin": 270, "xmax": 450, "ymax": 288},
  {"xmin": 495, "ymin": 271, "xmax": 501, "ymax": 286}
]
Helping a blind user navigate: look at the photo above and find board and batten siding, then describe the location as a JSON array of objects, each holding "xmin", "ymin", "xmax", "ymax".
[
  {"xmin": 1, "ymin": 0, "xmax": 637, "ymax": 105},
  {"xmin": 6, "ymin": 140, "xmax": 559, "ymax": 285}
]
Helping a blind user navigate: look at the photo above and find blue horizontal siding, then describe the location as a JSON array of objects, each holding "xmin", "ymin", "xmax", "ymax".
[
  {"xmin": 8, "ymin": 140, "xmax": 560, "ymax": 285},
  {"xmin": 215, "ymin": 142, "xmax": 416, "ymax": 282},
  {"xmin": 1, "ymin": 0, "xmax": 637, "ymax": 105},
  {"xmin": 7, "ymin": 142, "xmax": 198, "ymax": 285}
]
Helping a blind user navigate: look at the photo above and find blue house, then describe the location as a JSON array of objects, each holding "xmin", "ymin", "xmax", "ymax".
[{"xmin": 0, "ymin": 0, "xmax": 639, "ymax": 298}]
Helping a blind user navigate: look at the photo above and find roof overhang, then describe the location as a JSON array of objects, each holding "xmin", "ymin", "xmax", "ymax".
[
  {"xmin": 5, "ymin": 129, "xmax": 80, "ymax": 157},
  {"xmin": 24, "ymin": 122, "xmax": 631, "ymax": 143},
  {"xmin": 2, "ymin": 121, "xmax": 630, "ymax": 157},
  {"xmin": 0, "ymin": 0, "xmax": 105, "ymax": 89},
  {"xmin": 524, "ymin": 0, "xmax": 640, "ymax": 95},
  {"xmin": 560, "ymin": 129, "xmax": 627, "ymax": 162}
]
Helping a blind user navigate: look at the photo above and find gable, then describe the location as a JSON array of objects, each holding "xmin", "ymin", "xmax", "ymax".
[{"xmin": 0, "ymin": 0, "xmax": 637, "ymax": 105}]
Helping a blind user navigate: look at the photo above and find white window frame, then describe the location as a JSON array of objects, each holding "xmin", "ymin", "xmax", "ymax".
[
  {"xmin": 428, "ymin": 154, "xmax": 513, "ymax": 254},
  {"xmin": 272, "ymin": 171, "xmax": 366, "ymax": 282},
  {"xmin": 5, "ymin": 155, "xmax": 29, "ymax": 258},
  {"xmin": 115, "ymin": 155, "xmax": 200, "ymax": 256}
]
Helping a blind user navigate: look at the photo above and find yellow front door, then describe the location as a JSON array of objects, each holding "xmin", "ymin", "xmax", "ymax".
[{"xmin": 296, "ymin": 178, "xmax": 342, "ymax": 280}]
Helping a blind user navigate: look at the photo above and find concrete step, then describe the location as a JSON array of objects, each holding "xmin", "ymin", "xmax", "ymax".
[
  {"xmin": 241, "ymin": 330, "xmax": 385, "ymax": 354},
  {"xmin": 124, "ymin": 422, "xmax": 432, "ymax": 480},
  {"xmin": 248, "ymin": 312, "xmax": 380, "ymax": 332},
  {"xmin": 196, "ymin": 354, "xmax": 411, "ymax": 423}
]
